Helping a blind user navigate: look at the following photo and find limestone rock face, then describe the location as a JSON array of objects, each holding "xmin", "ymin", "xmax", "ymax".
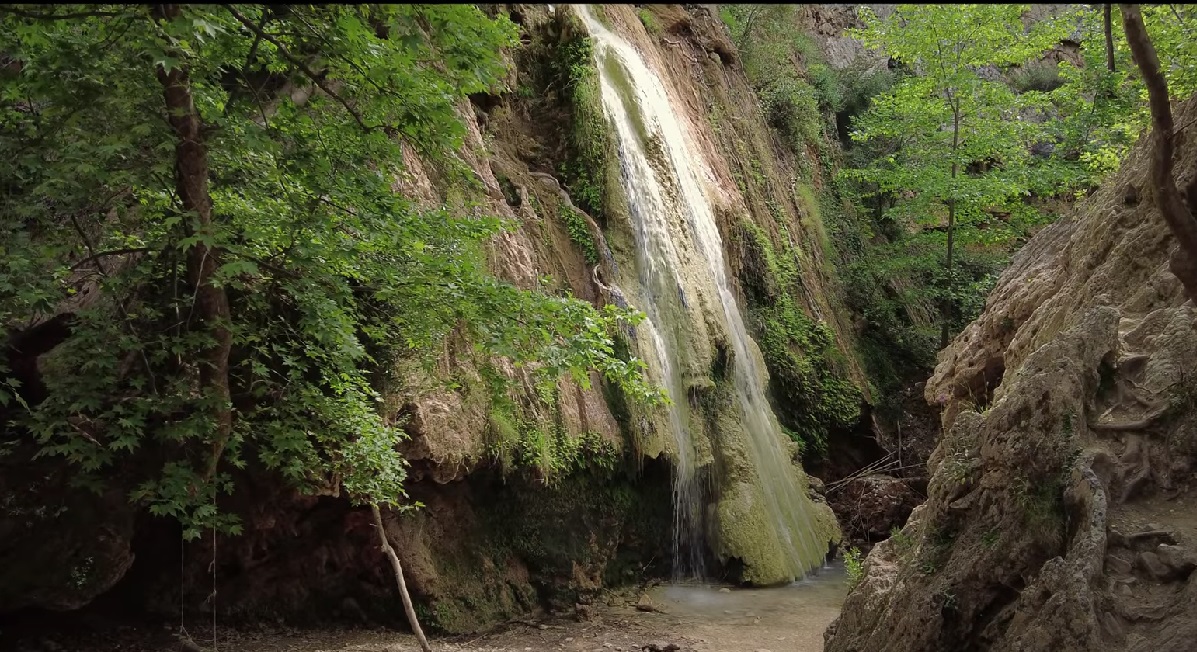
[
  {"xmin": 827, "ymin": 97, "xmax": 1197, "ymax": 652},
  {"xmin": 794, "ymin": 5, "xmax": 894, "ymax": 70}
]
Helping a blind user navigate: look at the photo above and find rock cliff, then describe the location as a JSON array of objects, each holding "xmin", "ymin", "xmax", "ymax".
[
  {"xmin": 1, "ymin": 3, "xmax": 862, "ymax": 635},
  {"xmin": 827, "ymin": 96, "xmax": 1197, "ymax": 652}
]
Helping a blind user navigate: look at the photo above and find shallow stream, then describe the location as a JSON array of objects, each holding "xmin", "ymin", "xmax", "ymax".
[{"xmin": 26, "ymin": 565, "xmax": 848, "ymax": 652}]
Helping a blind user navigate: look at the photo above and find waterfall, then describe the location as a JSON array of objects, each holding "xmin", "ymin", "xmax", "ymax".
[{"xmin": 577, "ymin": 6, "xmax": 829, "ymax": 582}]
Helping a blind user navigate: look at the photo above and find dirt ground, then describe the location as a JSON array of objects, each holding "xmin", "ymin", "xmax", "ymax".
[{"xmin": 11, "ymin": 564, "xmax": 847, "ymax": 652}]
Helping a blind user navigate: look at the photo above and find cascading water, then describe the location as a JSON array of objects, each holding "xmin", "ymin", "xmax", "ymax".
[{"xmin": 577, "ymin": 6, "xmax": 830, "ymax": 582}]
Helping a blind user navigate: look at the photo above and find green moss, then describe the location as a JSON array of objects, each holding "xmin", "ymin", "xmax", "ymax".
[
  {"xmin": 601, "ymin": 48, "xmax": 654, "ymax": 158},
  {"xmin": 482, "ymin": 466, "xmax": 671, "ymax": 609},
  {"xmin": 425, "ymin": 577, "xmax": 537, "ymax": 635},
  {"xmin": 637, "ymin": 9, "xmax": 661, "ymax": 35},
  {"xmin": 481, "ymin": 364, "xmax": 619, "ymax": 482},
  {"xmin": 592, "ymin": 5, "xmax": 614, "ymax": 28},
  {"xmin": 711, "ymin": 468, "xmax": 841, "ymax": 584},
  {"xmin": 736, "ymin": 221, "xmax": 862, "ymax": 459},
  {"xmin": 553, "ymin": 24, "xmax": 614, "ymax": 221}
]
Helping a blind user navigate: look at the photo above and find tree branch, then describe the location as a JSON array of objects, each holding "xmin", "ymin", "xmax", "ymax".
[
  {"xmin": 371, "ymin": 504, "xmax": 432, "ymax": 652},
  {"xmin": 1120, "ymin": 4, "xmax": 1197, "ymax": 303},
  {"xmin": 1090, "ymin": 405, "xmax": 1169, "ymax": 431},
  {"xmin": 222, "ymin": 5, "xmax": 383, "ymax": 135},
  {"xmin": 69, "ymin": 247, "xmax": 153, "ymax": 271},
  {"xmin": 0, "ymin": 7, "xmax": 123, "ymax": 20},
  {"xmin": 1103, "ymin": 5, "xmax": 1116, "ymax": 72}
]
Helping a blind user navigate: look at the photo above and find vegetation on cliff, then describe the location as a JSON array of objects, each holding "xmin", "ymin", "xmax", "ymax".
[
  {"xmin": 0, "ymin": 4, "xmax": 662, "ymax": 540},
  {"xmin": 721, "ymin": 4, "xmax": 1197, "ymax": 414}
]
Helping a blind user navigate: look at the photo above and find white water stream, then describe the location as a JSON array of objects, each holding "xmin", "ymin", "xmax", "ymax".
[{"xmin": 577, "ymin": 6, "xmax": 827, "ymax": 582}]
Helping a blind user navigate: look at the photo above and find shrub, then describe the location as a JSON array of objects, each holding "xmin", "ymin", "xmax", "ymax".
[
  {"xmin": 638, "ymin": 8, "xmax": 661, "ymax": 35},
  {"xmin": 1009, "ymin": 59, "xmax": 1065, "ymax": 93},
  {"xmin": 758, "ymin": 76, "xmax": 822, "ymax": 149},
  {"xmin": 844, "ymin": 547, "xmax": 864, "ymax": 588}
]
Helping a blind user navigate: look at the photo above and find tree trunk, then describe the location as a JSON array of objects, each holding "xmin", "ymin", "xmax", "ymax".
[
  {"xmin": 1104, "ymin": 5, "xmax": 1116, "ymax": 72},
  {"xmin": 371, "ymin": 504, "xmax": 432, "ymax": 652},
  {"xmin": 152, "ymin": 4, "xmax": 234, "ymax": 481},
  {"xmin": 1121, "ymin": 4, "xmax": 1197, "ymax": 303},
  {"xmin": 940, "ymin": 108, "xmax": 960, "ymax": 349}
]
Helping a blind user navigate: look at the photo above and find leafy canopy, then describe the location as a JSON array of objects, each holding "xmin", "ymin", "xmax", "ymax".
[
  {"xmin": 841, "ymin": 5, "xmax": 1077, "ymax": 338},
  {"xmin": 0, "ymin": 4, "xmax": 661, "ymax": 539}
]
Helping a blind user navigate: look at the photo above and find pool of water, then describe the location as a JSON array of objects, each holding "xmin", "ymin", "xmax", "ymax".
[{"xmin": 647, "ymin": 561, "xmax": 849, "ymax": 650}]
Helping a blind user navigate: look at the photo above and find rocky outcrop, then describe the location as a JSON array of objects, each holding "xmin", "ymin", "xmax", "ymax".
[
  {"xmin": 0, "ymin": 454, "xmax": 136, "ymax": 612},
  {"xmin": 793, "ymin": 4, "xmax": 893, "ymax": 71},
  {"xmin": 827, "ymin": 96, "xmax": 1197, "ymax": 651}
]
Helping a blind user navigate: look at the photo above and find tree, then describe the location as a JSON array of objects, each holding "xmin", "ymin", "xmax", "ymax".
[
  {"xmin": 0, "ymin": 2, "xmax": 662, "ymax": 637},
  {"xmin": 1105, "ymin": 5, "xmax": 1116, "ymax": 73},
  {"xmin": 1047, "ymin": 4, "xmax": 1197, "ymax": 186},
  {"xmin": 1121, "ymin": 4, "xmax": 1197, "ymax": 302},
  {"xmin": 845, "ymin": 5, "xmax": 1074, "ymax": 347}
]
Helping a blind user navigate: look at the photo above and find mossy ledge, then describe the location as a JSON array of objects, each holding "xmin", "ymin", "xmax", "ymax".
[{"xmin": 735, "ymin": 220, "xmax": 863, "ymax": 460}]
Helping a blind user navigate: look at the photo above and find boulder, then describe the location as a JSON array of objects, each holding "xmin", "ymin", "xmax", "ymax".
[{"xmin": 827, "ymin": 474, "xmax": 922, "ymax": 545}]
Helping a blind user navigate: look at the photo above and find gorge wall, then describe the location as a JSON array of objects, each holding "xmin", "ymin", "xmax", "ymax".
[
  {"xmin": 0, "ymin": 3, "xmax": 869, "ymax": 636},
  {"xmin": 826, "ymin": 96, "xmax": 1197, "ymax": 651}
]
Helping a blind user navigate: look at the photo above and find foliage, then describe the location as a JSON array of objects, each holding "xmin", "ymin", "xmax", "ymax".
[
  {"xmin": 981, "ymin": 529, "xmax": 1000, "ymax": 548},
  {"xmin": 719, "ymin": 4, "xmax": 829, "ymax": 152},
  {"xmin": 758, "ymin": 76, "xmax": 822, "ymax": 149},
  {"xmin": 844, "ymin": 546, "xmax": 864, "ymax": 589},
  {"xmin": 1141, "ymin": 5, "xmax": 1197, "ymax": 100},
  {"xmin": 559, "ymin": 205, "xmax": 600, "ymax": 265},
  {"xmin": 553, "ymin": 24, "xmax": 610, "ymax": 220},
  {"xmin": 1045, "ymin": 5, "xmax": 1197, "ymax": 186},
  {"xmin": 0, "ymin": 4, "xmax": 661, "ymax": 539},
  {"xmin": 889, "ymin": 526, "xmax": 914, "ymax": 556},
  {"xmin": 738, "ymin": 222, "xmax": 862, "ymax": 458},
  {"xmin": 834, "ymin": 60, "xmax": 900, "ymax": 134},
  {"xmin": 843, "ymin": 4, "xmax": 1078, "ymax": 346},
  {"xmin": 1008, "ymin": 59, "xmax": 1065, "ymax": 94}
]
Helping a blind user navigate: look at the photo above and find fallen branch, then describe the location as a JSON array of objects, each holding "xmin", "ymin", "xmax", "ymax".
[{"xmin": 371, "ymin": 504, "xmax": 432, "ymax": 652}]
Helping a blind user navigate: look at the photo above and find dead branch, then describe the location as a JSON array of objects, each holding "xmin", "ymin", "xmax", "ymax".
[{"xmin": 371, "ymin": 504, "xmax": 432, "ymax": 652}]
